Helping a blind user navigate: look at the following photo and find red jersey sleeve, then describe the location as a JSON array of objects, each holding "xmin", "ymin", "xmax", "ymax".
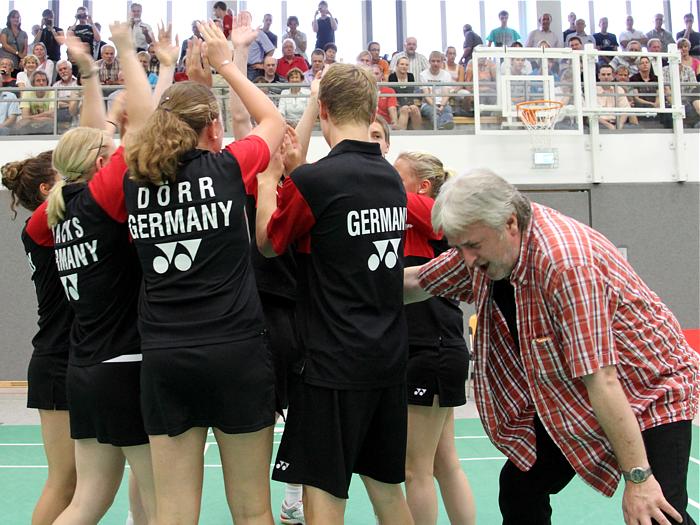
[
  {"xmin": 224, "ymin": 135, "xmax": 271, "ymax": 197},
  {"xmin": 407, "ymin": 192, "xmax": 441, "ymax": 240},
  {"xmin": 88, "ymin": 145, "xmax": 128, "ymax": 223},
  {"xmin": 26, "ymin": 201, "xmax": 53, "ymax": 247},
  {"xmin": 267, "ymin": 177, "xmax": 316, "ymax": 255}
]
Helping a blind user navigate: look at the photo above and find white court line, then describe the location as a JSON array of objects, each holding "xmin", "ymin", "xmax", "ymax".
[
  {"xmin": 690, "ymin": 457, "xmax": 700, "ymax": 466},
  {"xmin": 689, "ymin": 498, "xmax": 699, "ymax": 510}
]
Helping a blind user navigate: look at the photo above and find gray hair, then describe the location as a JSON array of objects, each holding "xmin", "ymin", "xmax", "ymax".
[
  {"xmin": 432, "ymin": 169, "xmax": 531, "ymax": 238},
  {"xmin": 56, "ymin": 59, "xmax": 73, "ymax": 69}
]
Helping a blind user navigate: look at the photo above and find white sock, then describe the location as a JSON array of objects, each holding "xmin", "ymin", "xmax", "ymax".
[
  {"xmin": 125, "ymin": 510, "xmax": 134, "ymax": 525},
  {"xmin": 284, "ymin": 483, "xmax": 303, "ymax": 506}
]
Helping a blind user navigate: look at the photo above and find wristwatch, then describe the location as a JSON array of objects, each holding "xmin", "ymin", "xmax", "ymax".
[{"xmin": 622, "ymin": 466, "xmax": 652, "ymax": 483}]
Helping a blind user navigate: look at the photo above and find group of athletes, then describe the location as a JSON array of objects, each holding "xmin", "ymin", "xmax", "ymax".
[{"xmin": 1, "ymin": 12, "xmax": 477, "ymax": 525}]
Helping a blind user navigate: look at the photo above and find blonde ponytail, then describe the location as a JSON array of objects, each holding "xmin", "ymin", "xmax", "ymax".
[
  {"xmin": 395, "ymin": 151, "xmax": 451, "ymax": 198},
  {"xmin": 46, "ymin": 179, "xmax": 67, "ymax": 228}
]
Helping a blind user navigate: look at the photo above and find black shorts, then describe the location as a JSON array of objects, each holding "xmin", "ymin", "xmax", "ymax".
[
  {"xmin": 27, "ymin": 353, "xmax": 69, "ymax": 411},
  {"xmin": 272, "ymin": 377, "xmax": 407, "ymax": 499},
  {"xmin": 67, "ymin": 360, "xmax": 148, "ymax": 447},
  {"xmin": 261, "ymin": 298, "xmax": 301, "ymax": 410},
  {"xmin": 406, "ymin": 344, "xmax": 469, "ymax": 407},
  {"xmin": 140, "ymin": 334, "xmax": 276, "ymax": 437}
]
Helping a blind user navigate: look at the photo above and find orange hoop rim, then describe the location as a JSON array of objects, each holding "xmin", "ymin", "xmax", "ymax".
[{"xmin": 516, "ymin": 100, "xmax": 563, "ymax": 127}]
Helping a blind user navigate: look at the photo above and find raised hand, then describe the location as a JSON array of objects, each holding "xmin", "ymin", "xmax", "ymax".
[
  {"xmin": 258, "ymin": 145, "xmax": 285, "ymax": 187},
  {"xmin": 185, "ymin": 37, "xmax": 212, "ymax": 87},
  {"xmin": 282, "ymin": 125, "xmax": 303, "ymax": 174},
  {"xmin": 57, "ymin": 34, "xmax": 94, "ymax": 72},
  {"xmin": 230, "ymin": 11, "xmax": 258, "ymax": 49},
  {"xmin": 154, "ymin": 21, "xmax": 179, "ymax": 67},
  {"xmin": 109, "ymin": 21, "xmax": 134, "ymax": 53},
  {"xmin": 197, "ymin": 20, "xmax": 231, "ymax": 70}
]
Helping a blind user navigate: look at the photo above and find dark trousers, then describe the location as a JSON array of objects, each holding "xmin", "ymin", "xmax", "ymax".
[{"xmin": 499, "ymin": 416, "xmax": 696, "ymax": 525}]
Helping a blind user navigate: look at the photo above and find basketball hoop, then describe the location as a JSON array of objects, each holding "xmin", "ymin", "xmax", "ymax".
[
  {"xmin": 516, "ymin": 100, "xmax": 563, "ymax": 132},
  {"xmin": 516, "ymin": 100, "xmax": 563, "ymax": 168}
]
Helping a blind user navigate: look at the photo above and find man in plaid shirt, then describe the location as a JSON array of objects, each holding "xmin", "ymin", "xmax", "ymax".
[{"xmin": 405, "ymin": 169, "xmax": 698, "ymax": 525}]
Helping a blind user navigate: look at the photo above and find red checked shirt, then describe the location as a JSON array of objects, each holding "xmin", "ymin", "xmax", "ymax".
[{"xmin": 418, "ymin": 203, "xmax": 699, "ymax": 496}]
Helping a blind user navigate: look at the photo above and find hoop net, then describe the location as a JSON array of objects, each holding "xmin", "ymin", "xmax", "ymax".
[{"xmin": 516, "ymin": 100, "xmax": 563, "ymax": 148}]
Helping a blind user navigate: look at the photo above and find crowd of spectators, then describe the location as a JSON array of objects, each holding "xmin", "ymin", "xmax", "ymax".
[{"xmin": 0, "ymin": 3, "xmax": 699, "ymax": 134}]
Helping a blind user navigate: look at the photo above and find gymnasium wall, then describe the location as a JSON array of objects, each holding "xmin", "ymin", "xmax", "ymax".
[{"xmin": 0, "ymin": 133, "xmax": 698, "ymax": 379}]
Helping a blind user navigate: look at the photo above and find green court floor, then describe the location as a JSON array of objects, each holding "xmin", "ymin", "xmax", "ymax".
[{"xmin": 0, "ymin": 419, "xmax": 697, "ymax": 524}]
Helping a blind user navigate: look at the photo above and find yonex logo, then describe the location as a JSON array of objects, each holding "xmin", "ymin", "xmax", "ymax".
[
  {"xmin": 275, "ymin": 461, "xmax": 290, "ymax": 471},
  {"xmin": 413, "ymin": 388, "xmax": 427, "ymax": 396},
  {"xmin": 152, "ymin": 239, "xmax": 202, "ymax": 274},
  {"xmin": 367, "ymin": 238, "xmax": 401, "ymax": 271},
  {"xmin": 60, "ymin": 274, "xmax": 79, "ymax": 301}
]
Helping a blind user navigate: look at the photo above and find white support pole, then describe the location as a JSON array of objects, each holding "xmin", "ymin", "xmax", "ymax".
[
  {"xmin": 667, "ymin": 44, "xmax": 687, "ymax": 182},
  {"xmin": 582, "ymin": 44, "xmax": 601, "ymax": 183}
]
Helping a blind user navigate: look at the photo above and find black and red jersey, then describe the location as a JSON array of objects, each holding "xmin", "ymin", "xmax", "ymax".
[
  {"xmin": 22, "ymin": 219, "xmax": 73, "ymax": 357},
  {"xmin": 119, "ymin": 136, "xmax": 271, "ymax": 350},
  {"xmin": 27, "ymin": 147, "xmax": 142, "ymax": 366},
  {"xmin": 403, "ymin": 192, "xmax": 465, "ymax": 347},
  {"xmin": 267, "ymin": 140, "xmax": 408, "ymax": 390}
]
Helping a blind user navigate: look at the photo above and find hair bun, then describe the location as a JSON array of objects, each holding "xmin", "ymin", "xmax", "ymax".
[{"xmin": 1, "ymin": 161, "xmax": 24, "ymax": 191}]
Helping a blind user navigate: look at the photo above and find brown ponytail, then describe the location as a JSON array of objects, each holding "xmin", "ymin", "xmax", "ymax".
[
  {"xmin": 126, "ymin": 81, "xmax": 220, "ymax": 185},
  {"xmin": 1, "ymin": 151, "xmax": 55, "ymax": 218}
]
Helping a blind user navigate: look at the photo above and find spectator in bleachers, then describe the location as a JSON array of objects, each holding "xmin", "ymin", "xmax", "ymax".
[
  {"xmin": 662, "ymin": 59, "xmax": 700, "ymax": 126},
  {"xmin": 593, "ymin": 17, "xmax": 618, "ymax": 63},
  {"xmin": 613, "ymin": 64, "xmax": 639, "ymax": 125},
  {"xmin": 444, "ymin": 46, "xmax": 465, "ymax": 83},
  {"xmin": 646, "ymin": 38, "xmax": 667, "ymax": 74},
  {"xmin": 278, "ymin": 67, "xmax": 310, "ymax": 126},
  {"xmin": 389, "ymin": 56, "xmax": 422, "ymax": 130},
  {"xmin": 646, "ymin": 14, "xmax": 674, "ymax": 52},
  {"xmin": 16, "ymin": 70, "xmax": 54, "ymax": 134},
  {"xmin": 92, "ymin": 22, "xmax": 107, "ymax": 62},
  {"xmin": 368, "ymin": 41, "xmax": 390, "ymax": 80},
  {"xmin": 323, "ymin": 42, "xmax": 337, "ymax": 65},
  {"xmin": 677, "ymin": 14, "xmax": 700, "ymax": 57},
  {"xmin": 501, "ymin": 42, "xmax": 532, "ymax": 74},
  {"xmin": 277, "ymin": 38, "xmax": 309, "ymax": 78},
  {"xmin": 148, "ymin": 43, "xmax": 160, "ymax": 77},
  {"xmin": 486, "ymin": 10, "xmax": 521, "ymax": 47},
  {"xmin": 212, "ymin": 2, "xmax": 233, "ymax": 38},
  {"xmin": 247, "ymin": 30, "xmax": 275, "ymax": 81},
  {"xmin": 389, "ymin": 37, "xmax": 429, "ymax": 79},
  {"xmin": 563, "ymin": 12, "xmax": 577, "ymax": 42},
  {"xmin": 68, "ymin": 6, "xmax": 99, "ymax": 58},
  {"xmin": 33, "ymin": 42, "xmax": 54, "ymax": 84},
  {"xmin": 262, "ymin": 14, "xmax": 277, "ymax": 48},
  {"xmin": 461, "ymin": 24, "xmax": 483, "ymax": 66},
  {"xmin": 596, "ymin": 64, "xmax": 630, "ymax": 130},
  {"xmin": 678, "ymin": 38, "xmax": 700, "ymax": 77},
  {"xmin": 137, "ymin": 51, "xmax": 158, "ymax": 86},
  {"xmin": 53, "ymin": 59, "xmax": 79, "ymax": 129},
  {"xmin": 96, "ymin": 45, "xmax": 122, "ymax": 85},
  {"xmin": 0, "ymin": 10, "xmax": 28, "ymax": 70},
  {"xmin": 0, "ymin": 57, "xmax": 17, "ymax": 87},
  {"xmin": 282, "ymin": 16, "xmax": 308, "ymax": 61},
  {"xmin": 526, "ymin": 13, "xmax": 563, "ymax": 48},
  {"xmin": 304, "ymin": 48, "xmax": 325, "ymax": 82},
  {"xmin": 262, "ymin": 55, "xmax": 285, "ymax": 85},
  {"xmin": 356, "ymin": 50, "xmax": 372, "ymax": 67},
  {"xmin": 0, "ymin": 89, "xmax": 20, "ymax": 134},
  {"xmin": 420, "ymin": 51, "xmax": 454, "ymax": 129},
  {"xmin": 129, "ymin": 3, "xmax": 154, "ymax": 52},
  {"xmin": 312, "ymin": 1, "xmax": 338, "ymax": 51},
  {"xmin": 610, "ymin": 39, "xmax": 641, "ymax": 76},
  {"xmin": 16, "ymin": 54, "xmax": 38, "ymax": 88},
  {"xmin": 371, "ymin": 63, "xmax": 398, "ymax": 128},
  {"xmin": 566, "ymin": 19, "xmax": 595, "ymax": 46},
  {"xmin": 619, "ymin": 16, "xmax": 647, "ymax": 50},
  {"xmin": 179, "ymin": 21, "xmax": 202, "ymax": 65},
  {"xmin": 465, "ymin": 56, "xmax": 498, "ymax": 106},
  {"xmin": 630, "ymin": 56, "xmax": 659, "ymax": 109},
  {"xmin": 33, "ymin": 9, "xmax": 62, "ymax": 63}
]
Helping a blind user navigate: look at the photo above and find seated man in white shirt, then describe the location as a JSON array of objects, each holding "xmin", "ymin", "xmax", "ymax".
[
  {"xmin": 420, "ymin": 51, "xmax": 454, "ymax": 129},
  {"xmin": 596, "ymin": 64, "xmax": 630, "ymax": 129},
  {"xmin": 0, "ymin": 91, "xmax": 21, "ymax": 135}
]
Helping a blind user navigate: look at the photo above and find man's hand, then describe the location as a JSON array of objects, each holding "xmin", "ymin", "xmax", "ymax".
[
  {"xmin": 282, "ymin": 125, "xmax": 303, "ymax": 174},
  {"xmin": 58, "ymin": 34, "xmax": 93, "ymax": 72},
  {"xmin": 154, "ymin": 22, "xmax": 179, "ymax": 67},
  {"xmin": 197, "ymin": 20, "xmax": 231, "ymax": 71},
  {"xmin": 185, "ymin": 37, "xmax": 213, "ymax": 87},
  {"xmin": 230, "ymin": 11, "xmax": 258, "ymax": 50},
  {"xmin": 109, "ymin": 21, "xmax": 134, "ymax": 53},
  {"xmin": 622, "ymin": 475, "xmax": 683, "ymax": 525}
]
